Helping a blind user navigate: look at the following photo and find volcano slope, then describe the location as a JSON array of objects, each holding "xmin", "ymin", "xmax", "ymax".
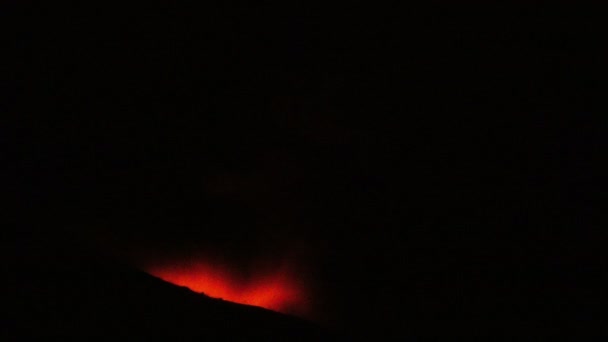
[{"xmin": 5, "ymin": 236, "xmax": 335, "ymax": 340}]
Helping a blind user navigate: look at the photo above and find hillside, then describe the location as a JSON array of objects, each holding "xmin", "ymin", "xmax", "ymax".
[{"xmin": 5, "ymin": 237, "xmax": 335, "ymax": 340}]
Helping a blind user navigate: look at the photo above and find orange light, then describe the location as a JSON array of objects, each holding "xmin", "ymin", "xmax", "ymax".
[{"xmin": 145, "ymin": 257, "xmax": 310, "ymax": 317}]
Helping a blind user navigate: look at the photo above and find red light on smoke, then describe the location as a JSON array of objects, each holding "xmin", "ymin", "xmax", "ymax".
[{"xmin": 145, "ymin": 258, "xmax": 310, "ymax": 317}]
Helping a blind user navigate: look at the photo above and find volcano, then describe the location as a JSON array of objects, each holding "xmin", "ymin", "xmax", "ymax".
[{"xmin": 5, "ymin": 238, "xmax": 335, "ymax": 340}]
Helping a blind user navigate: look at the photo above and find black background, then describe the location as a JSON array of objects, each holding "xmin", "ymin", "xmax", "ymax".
[{"xmin": 4, "ymin": 2, "xmax": 605, "ymax": 337}]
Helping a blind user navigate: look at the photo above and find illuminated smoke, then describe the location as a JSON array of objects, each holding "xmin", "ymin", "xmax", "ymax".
[{"xmin": 144, "ymin": 254, "xmax": 312, "ymax": 318}]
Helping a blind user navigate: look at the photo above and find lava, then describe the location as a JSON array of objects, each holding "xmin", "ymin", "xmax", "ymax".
[{"xmin": 144, "ymin": 256, "xmax": 310, "ymax": 317}]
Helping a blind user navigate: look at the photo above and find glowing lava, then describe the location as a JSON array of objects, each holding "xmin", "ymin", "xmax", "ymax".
[{"xmin": 145, "ymin": 257, "xmax": 310, "ymax": 317}]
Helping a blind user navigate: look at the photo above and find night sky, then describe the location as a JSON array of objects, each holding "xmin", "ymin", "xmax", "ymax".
[{"xmin": 4, "ymin": 2, "xmax": 604, "ymax": 337}]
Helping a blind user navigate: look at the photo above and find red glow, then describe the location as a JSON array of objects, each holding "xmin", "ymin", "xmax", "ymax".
[{"xmin": 145, "ymin": 257, "xmax": 310, "ymax": 317}]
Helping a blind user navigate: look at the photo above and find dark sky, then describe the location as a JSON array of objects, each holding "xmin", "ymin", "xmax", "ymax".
[{"xmin": 4, "ymin": 2, "xmax": 604, "ymax": 336}]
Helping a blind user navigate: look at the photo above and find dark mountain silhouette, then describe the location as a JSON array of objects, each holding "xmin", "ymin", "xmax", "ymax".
[
  {"xmin": 5, "ymin": 236, "xmax": 336, "ymax": 340},
  {"xmin": 5, "ymin": 227, "xmax": 608, "ymax": 339}
]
